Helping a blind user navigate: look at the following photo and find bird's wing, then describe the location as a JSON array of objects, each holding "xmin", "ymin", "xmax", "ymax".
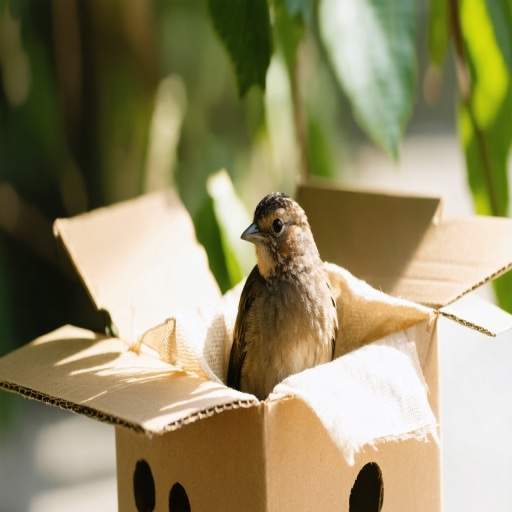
[
  {"xmin": 326, "ymin": 275, "xmax": 338, "ymax": 360},
  {"xmin": 227, "ymin": 265, "xmax": 261, "ymax": 391}
]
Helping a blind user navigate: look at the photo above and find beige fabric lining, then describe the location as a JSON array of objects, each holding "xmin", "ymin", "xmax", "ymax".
[{"xmin": 133, "ymin": 263, "xmax": 437, "ymax": 464}]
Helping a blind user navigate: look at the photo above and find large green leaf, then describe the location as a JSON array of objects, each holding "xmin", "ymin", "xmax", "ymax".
[
  {"xmin": 485, "ymin": 0, "xmax": 512, "ymax": 76},
  {"xmin": 428, "ymin": 0, "xmax": 449, "ymax": 67},
  {"xmin": 459, "ymin": 0, "xmax": 512, "ymax": 311},
  {"xmin": 208, "ymin": 0, "xmax": 273, "ymax": 97},
  {"xmin": 462, "ymin": 0, "xmax": 509, "ymax": 130},
  {"xmin": 319, "ymin": 0, "xmax": 418, "ymax": 159},
  {"xmin": 274, "ymin": 0, "xmax": 305, "ymax": 75},
  {"xmin": 459, "ymin": 88, "xmax": 511, "ymax": 217},
  {"xmin": 194, "ymin": 193, "xmax": 232, "ymax": 294},
  {"xmin": 459, "ymin": 0, "xmax": 511, "ymax": 217},
  {"xmin": 207, "ymin": 169, "xmax": 254, "ymax": 286},
  {"xmin": 494, "ymin": 271, "xmax": 512, "ymax": 313}
]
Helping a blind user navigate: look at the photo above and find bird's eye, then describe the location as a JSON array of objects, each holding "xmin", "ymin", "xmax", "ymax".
[{"xmin": 273, "ymin": 218, "xmax": 283, "ymax": 233}]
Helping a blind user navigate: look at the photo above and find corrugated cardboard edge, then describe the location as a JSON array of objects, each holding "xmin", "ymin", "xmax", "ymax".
[
  {"xmin": 0, "ymin": 379, "xmax": 257, "ymax": 437},
  {"xmin": 444, "ymin": 260, "xmax": 512, "ymax": 310},
  {"xmin": 439, "ymin": 291, "xmax": 512, "ymax": 338},
  {"xmin": 298, "ymin": 181, "xmax": 512, "ymax": 311},
  {"xmin": 438, "ymin": 312, "xmax": 496, "ymax": 337}
]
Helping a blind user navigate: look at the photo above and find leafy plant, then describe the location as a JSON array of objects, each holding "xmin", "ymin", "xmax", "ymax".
[{"xmin": 208, "ymin": 0, "xmax": 512, "ymax": 310}]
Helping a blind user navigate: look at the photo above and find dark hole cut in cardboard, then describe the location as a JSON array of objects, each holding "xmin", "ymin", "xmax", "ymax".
[
  {"xmin": 349, "ymin": 462, "xmax": 384, "ymax": 512},
  {"xmin": 169, "ymin": 482, "xmax": 191, "ymax": 512},
  {"xmin": 134, "ymin": 459, "xmax": 156, "ymax": 512}
]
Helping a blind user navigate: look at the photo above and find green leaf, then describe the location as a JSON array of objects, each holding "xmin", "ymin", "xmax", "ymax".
[
  {"xmin": 274, "ymin": 0, "xmax": 305, "ymax": 75},
  {"xmin": 494, "ymin": 271, "xmax": 512, "ymax": 313},
  {"xmin": 428, "ymin": 0, "xmax": 449, "ymax": 67},
  {"xmin": 460, "ymin": 0, "xmax": 512, "ymax": 311},
  {"xmin": 459, "ymin": 89, "xmax": 511, "ymax": 218},
  {"xmin": 284, "ymin": 0, "xmax": 311, "ymax": 21},
  {"xmin": 459, "ymin": 0, "xmax": 511, "ymax": 217},
  {"xmin": 462, "ymin": 0, "xmax": 509, "ymax": 130},
  {"xmin": 208, "ymin": 0, "xmax": 273, "ymax": 98},
  {"xmin": 485, "ymin": 0, "xmax": 512, "ymax": 76},
  {"xmin": 207, "ymin": 169, "xmax": 254, "ymax": 286},
  {"xmin": 319, "ymin": 0, "xmax": 418, "ymax": 159},
  {"xmin": 194, "ymin": 193, "xmax": 232, "ymax": 294}
]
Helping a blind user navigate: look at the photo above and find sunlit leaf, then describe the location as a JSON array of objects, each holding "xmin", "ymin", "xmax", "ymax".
[
  {"xmin": 284, "ymin": 0, "xmax": 311, "ymax": 22},
  {"xmin": 319, "ymin": 0, "xmax": 417, "ymax": 159},
  {"xmin": 208, "ymin": 0, "xmax": 272, "ymax": 97},
  {"xmin": 428, "ymin": 0, "xmax": 449, "ymax": 67},
  {"xmin": 465, "ymin": 84, "xmax": 512, "ymax": 311},
  {"xmin": 459, "ymin": 89, "xmax": 511, "ymax": 218},
  {"xmin": 461, "ymin": 0, "xmax": 509, "ymax": 129},
  {"xmin": 194, "ymin": 194, "xmax": 232, "ymax": 294},
  {"xmin": 459, "ymin": 0, "xmax": 511, "ymax": 218},
  {"xmin": 485, "ymin": 0, "xmax": 512, "ymax": 76},
  {"xmin": 493, "ymin": 271, "xmax": 512, "ymax": 313},
  {"xmin": 207, "ymin": 169, "xmax": 254, "ymax": 286},
  {"xmin": 274, "ymin": 0, "xmax": 305, "ymax": 75}
]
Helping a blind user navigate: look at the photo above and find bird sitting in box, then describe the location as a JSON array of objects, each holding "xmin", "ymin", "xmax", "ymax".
[{"xmin": 228, "ymin": 192, "xmax": 338, "ymax": 400}]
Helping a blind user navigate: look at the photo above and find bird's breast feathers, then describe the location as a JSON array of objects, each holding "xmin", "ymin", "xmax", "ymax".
[{"xmin": 240, "ymin": 272, "xmax": 336, "ymax": 399}]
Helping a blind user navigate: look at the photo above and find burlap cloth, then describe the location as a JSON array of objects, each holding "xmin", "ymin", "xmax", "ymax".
[{"xmin": 133, "ymin": 263, "xmax": 439, "ymax": 465}]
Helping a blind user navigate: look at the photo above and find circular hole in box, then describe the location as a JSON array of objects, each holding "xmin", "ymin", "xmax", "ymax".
[
  {"xmin": 349, "ymin": 462, "xmax": 384, "ymax": 512},
  {"xmin": 133, "ymin": 459, "xmax": 156, "ymax": 512},
  {"xmin": 169, "ymin": 482, "xmax": 191, "ymax": 512}
]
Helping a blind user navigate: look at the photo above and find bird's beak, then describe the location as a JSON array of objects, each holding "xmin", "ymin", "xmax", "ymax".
[{"xmin": 241, "ymin": 223, "xmax": 265, "ymax": 244}]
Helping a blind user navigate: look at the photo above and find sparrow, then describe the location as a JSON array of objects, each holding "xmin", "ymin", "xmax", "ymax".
[{"xmin": 227, "ymin": 192, "xmax": 338, "ymax": 400}]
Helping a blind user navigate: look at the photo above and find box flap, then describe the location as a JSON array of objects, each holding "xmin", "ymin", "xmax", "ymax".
[
  {"xmin": 54, "ymin": 190, "xmax": 221, "ymax": 342},
  {"xmin": 440, "ymin": 294, "xmax": 512, "ymax": 337},
  {"xmin": 298, "ymin": 181, "xmax": 512, "ymax": 308},
  {"xmin": 0, "ymin": 326, "xmax": 256, "ymax": 434}
]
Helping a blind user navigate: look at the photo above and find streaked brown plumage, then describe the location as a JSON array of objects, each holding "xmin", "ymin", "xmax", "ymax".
[{"xmin": 227, "ymin": 192, "xmax": 338, "ymax": 400}]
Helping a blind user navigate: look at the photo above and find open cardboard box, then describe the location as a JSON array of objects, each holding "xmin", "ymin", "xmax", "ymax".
[{"xmin": 2, "ymin": 181, "xmax": 512, "ymax": 511}]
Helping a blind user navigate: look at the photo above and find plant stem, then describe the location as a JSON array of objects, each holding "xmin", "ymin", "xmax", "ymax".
[
  {"xmin": 466, "ymin": 105, "xmax": 503, "ymax": 216},
  {"xmin": 290, "ymin": 50, "xmax": 310, "ymax": 181},
  {"xmin": 448, "ymin": 0, "xmax": 502, "ymax": 216}
]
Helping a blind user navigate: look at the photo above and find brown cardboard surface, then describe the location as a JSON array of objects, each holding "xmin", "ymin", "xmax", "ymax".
[
  {"xmin": 264, "ymin": 324, "xmax": 440, "ymax": 512},
  {"xmin": 0, "ymin": 325, "xmax": 256, "ymax": 434},
  {"xmin": 298, "ymin": 181, "xmax": 512, "ymax": 308},
  {"xmin": 0, "ymin": 183, "xmax": 457, "ymax": 511},
  {"xmin": 116, "ymin": 406, "xmax": 267, "ymax": 512},
  {"xmin": 440, "ymin": 294, "xmax": 512, "ymax": 337},
  {"xmin": 114, "ymin": 328, "xmax": 440, "ymax": 511},
  {"xmin": 54, "ymin": 189, "xmax": 221, "ymax": 342}
]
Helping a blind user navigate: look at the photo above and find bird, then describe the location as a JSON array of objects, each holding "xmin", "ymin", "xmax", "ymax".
[{"xmin": 227, "ymin": 192, "xmax": 338, "ymax": 400}]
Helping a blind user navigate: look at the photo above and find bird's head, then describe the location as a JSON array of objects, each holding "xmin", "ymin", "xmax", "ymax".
[{"xmin": 241, "ymin": 192, "xmax": 319, "ymax": 279}]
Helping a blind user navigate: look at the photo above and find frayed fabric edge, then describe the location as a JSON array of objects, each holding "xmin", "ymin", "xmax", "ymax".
[{"xmin": 342, "ymin": 423, "xmax": 440, "ymax": 466}]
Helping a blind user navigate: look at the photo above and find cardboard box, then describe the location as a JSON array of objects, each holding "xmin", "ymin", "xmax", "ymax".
[{"xmin": 1, "ymin": 182, "xmax": 512, "ymax": 512}]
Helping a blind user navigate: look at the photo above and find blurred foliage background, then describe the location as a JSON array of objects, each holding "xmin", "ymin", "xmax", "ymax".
[{"xmin": 0, "ymin": 0, "xmax": 511, "ymax": 423}]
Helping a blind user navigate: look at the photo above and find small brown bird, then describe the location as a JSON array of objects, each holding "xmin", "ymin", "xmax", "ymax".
[{"xmin": 227, "ymin": 192, "xmax": 338, "ymax": 400}]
